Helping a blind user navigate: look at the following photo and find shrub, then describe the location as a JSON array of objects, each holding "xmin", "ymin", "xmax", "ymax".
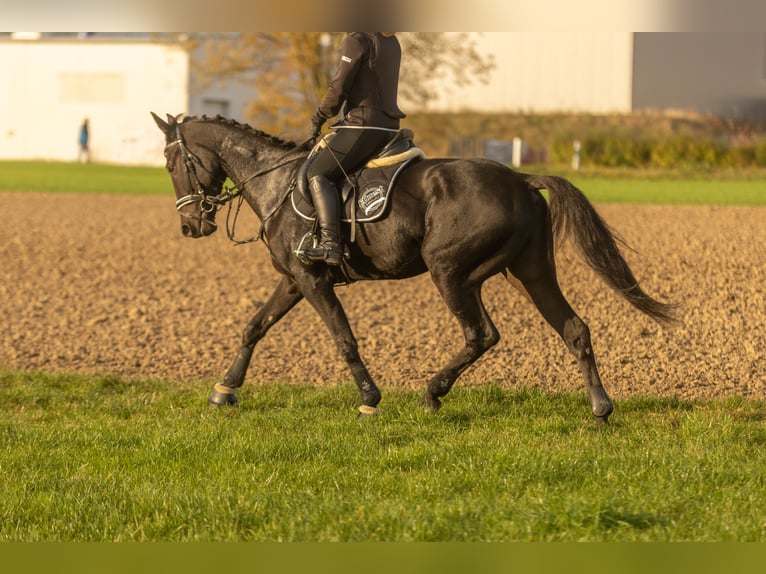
[{"xmin": 753, "ymin": 140, "xmax": 766, "ymax": 166}]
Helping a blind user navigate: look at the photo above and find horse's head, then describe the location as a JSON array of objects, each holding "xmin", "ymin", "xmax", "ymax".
[{"xmin": 152, "ymin": 112, "xmax": 226, "ymax": 238}]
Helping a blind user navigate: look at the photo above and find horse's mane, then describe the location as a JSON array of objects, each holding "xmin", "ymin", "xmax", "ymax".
[{"xmin": 181, "ymin": 114, "xmax": 310, "ymax": 152}]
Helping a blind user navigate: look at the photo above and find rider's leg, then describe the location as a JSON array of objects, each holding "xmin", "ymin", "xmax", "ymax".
[
  {"xmin": 304, "ymin": 175, "xmax": 344, "ymax": 265},
  {"xmin": 303, "ymin": 127, "xmax": 395, "ymax": 266}
]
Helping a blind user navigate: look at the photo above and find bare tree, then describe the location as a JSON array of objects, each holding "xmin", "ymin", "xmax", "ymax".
[{"xmin": 185, "ymin": 32, "xmax": 495, "ymax": 139}]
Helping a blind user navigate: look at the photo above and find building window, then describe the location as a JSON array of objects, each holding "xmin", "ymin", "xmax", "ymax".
[{"xmin": 201, "ymin": 98, "xmax": 230, "ymax": 117}]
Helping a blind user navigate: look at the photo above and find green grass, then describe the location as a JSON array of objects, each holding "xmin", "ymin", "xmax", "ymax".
[
  {"xmin": 0, "ymin": 161, "xmax": 172, "ymax": 195},
  {"xmin": 1, "ymin": 370, "xmax": 764, "ymax": 542},
  {"xmin": 2, "ymin": 160, "xmax": 765, "ymax": 542},
  {"xmin": 2, "ymin": 160, "xmax": 765, "ymax": 205},
  {"xmin": 4, "ymin": 110, "xmax": 764, "ymax": 574},
  {"xmin": 568, "ymin": 177, "xmax": 766, "ymax": 205}
]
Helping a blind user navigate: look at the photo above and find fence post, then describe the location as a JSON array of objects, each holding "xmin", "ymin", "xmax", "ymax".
[
  {"xmin": 512, "ymin": 137, "xmax": 522, "ymax": 168},
  {"xmin": 572, "ymin": 140, "xmax": 581, "ymax": 170}
]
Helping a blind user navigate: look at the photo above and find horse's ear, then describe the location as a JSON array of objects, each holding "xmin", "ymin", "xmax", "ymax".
[{"xmin": 151, "ymin": 112, "xmax": 170, "ymax": 133}]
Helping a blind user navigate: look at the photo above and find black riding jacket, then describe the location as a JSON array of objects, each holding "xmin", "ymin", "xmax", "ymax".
[{"xmin": 313, "ymin": 33, "xmax": 406, "ymax": 130}]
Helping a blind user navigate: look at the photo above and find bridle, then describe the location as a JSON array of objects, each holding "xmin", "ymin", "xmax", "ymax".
[
  {"xmin": 165, "ymin": 122, "xmax": 313, "ymax": 244},
  {"xmin": 165, "ymin": 126, "xmax": 233, "ymax": 217}
]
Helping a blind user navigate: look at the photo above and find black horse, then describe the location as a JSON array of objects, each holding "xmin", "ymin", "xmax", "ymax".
[{"xmin": 152, "ymin": 113, "xmax": 675, "ymax": 424}]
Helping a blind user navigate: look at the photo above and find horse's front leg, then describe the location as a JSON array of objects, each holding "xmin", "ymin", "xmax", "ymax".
[
  {"xmin": 300, "ymin": 276, "xmax": 382, "ymax": 417},
  {"xmin": 209, "ymin": 275, "xmax": 303, "ymax": 406}
]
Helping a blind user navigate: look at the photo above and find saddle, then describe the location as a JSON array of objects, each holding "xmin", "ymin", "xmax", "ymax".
[{"xmin": 291, "ymin": 128, "xmax": 425, "ymax": 227}]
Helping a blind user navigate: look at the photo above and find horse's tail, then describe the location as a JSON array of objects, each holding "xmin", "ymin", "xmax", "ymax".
[{"xmin": 523, "ymin": 173, "xmax": 678, "ymax": 326}]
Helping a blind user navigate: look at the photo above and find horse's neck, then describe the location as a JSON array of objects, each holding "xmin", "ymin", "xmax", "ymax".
[
  {"xmin": 222, "ymin": 132, "xmax": 299, "ymax": 217},
  {"xmin": 214, "ymin": 132, "xmax": 263, "ymax": 176}
]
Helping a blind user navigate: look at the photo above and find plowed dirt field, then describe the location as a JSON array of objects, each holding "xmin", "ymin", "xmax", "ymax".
[{"xmin": 2, "ymin": 192, "xmax": 764, "ymax": 402}]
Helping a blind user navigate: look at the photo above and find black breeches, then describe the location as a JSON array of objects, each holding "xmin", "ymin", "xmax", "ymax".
[{"xmin": 307, "ymin": 128, "xmax": 394, "ymax": 182}]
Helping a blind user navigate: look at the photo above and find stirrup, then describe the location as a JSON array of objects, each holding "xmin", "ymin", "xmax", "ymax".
[
  {"xmin": 294, "ymin": 232, "xmax": 344, "ymax": 266},
  {"xmin": 304, "ymin": 245, "xmax": 343, "ymax": 266},
  {"xmin": 294, "ymin": 232, "xmax": 318, "ymax": 265}
]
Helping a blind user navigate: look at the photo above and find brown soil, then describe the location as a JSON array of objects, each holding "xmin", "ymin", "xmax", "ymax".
[{"xmin": 2, "ymin": 192, "xmax": 764, "ymax": 402}]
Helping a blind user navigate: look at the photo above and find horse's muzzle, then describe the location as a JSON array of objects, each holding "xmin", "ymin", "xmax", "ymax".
[{"xmin": 180, "ymin": 217, "xmax": 217, "ymax": 238}]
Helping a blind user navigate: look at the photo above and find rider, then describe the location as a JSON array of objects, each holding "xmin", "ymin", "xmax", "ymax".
[{"xmin": 304, "ymin": 32, "xmax": 406, "ymax": 266}]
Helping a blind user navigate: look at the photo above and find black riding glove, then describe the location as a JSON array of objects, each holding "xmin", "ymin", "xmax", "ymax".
[{"xmin": 311, "ymin": 111, "xmax": 325, "ymax": 138}]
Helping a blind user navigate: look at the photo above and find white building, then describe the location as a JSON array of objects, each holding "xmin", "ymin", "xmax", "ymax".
[
  {"xmin": 429, "ymin": 32, "xmax": 766, "ymax": 120},
  {"xmin": 2, "ymin": 32, "xmax": 764, "ymax": 165},
  {"xmin": 0, "ymin": 33, "xmax": 261, "ymax": 166},
  {"xmin": 425, "ymin": 32, "xmax": 635, "ymax": 114},
  {"xmin": 0, "ymin": 34, "xmax": 193, "ymax": 165}
]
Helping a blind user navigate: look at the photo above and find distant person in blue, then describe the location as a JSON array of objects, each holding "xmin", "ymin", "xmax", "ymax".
[{"xmin": 78, "ymin": 118, "xmax": 90, "ymax": 163}]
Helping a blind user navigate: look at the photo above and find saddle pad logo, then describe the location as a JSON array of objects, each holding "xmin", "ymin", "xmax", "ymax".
[{"xmin": 359, "ymin": 185, "xmax": 386, "ymax": 216}]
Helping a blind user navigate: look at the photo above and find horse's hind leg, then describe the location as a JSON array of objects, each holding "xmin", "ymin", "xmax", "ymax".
[
  {"xmin": 209, "ymin": 275, "xmax": 304, "ymax": 406},
  {"xmin": 504, "ymin": 268, "xmax": 614, "ymax": 424},
  {"xmin": 423, "ymin": 282, "xmax": 500, "ymax": 412}
]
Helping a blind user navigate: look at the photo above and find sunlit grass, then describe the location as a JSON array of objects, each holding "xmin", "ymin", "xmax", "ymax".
[
  {"xmin": 0, "ymin": 161, "xmax": 172, "ymax": 195},
  {"xmin": 2, "ymin": 370, "xmax": 764, "ymax": 541},
  {"xmin": 2, "ymin": 161, "xmax": 766, "ymax": 205}
]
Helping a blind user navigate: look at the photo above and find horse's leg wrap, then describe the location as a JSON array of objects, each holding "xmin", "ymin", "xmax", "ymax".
[
  {"xmin": 358, "ymin": 404, "xmax": 379, "ymax": 418},
  {"xmin": 208, "ymin": 346, "xmax": 254, "ymax": 407},
  {"xmin": 222, "ymin": 346, "xmax": 254, "ymax": 388},
  {"xmin": 351, "ymin": 364, "xmax": 382, "ymax": 409}
]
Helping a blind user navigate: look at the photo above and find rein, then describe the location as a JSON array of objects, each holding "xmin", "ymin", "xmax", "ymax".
[{"xmin": 167, "ymin": 125, "xmax": 314, "ymax": 245}]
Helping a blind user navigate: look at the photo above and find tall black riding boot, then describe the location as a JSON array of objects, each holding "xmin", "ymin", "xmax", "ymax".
[{"xmin": 304, "ymin": 175, "xmax": 344, "ymax": 266}]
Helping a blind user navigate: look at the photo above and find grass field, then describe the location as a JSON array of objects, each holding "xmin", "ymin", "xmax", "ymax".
[
  {"xmin": 2, "ymin": 160, "xmax": 766, "ymax": 205},
  {"xmin": 1, "ymin": 370, "xmax": 765, "ymax": 542},
  {"xmin": 0, "ymin": 161, "xmax": 173, "ymax": 195},
  {"xmin": 2, "ymin": 161, "xmax": 766, "ymax": 542},
  {"xmin": 569, "ymin": 176, "xmax": 766, "ymax": 205}
]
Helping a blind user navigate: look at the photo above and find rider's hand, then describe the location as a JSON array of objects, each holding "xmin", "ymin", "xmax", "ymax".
[{"xmin": 310, "ymin": 112, "xmax": 325, "ymax": 139}]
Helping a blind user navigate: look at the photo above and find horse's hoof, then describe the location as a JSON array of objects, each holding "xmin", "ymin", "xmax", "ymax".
[
  {"xmin": 208, "ymin": 386, "xmax": 239, "ymax": 407},
  {"xmin": 357, "ymin": 405, "xmax": 379, "ymax": 419},
  {"xmin": 591, "ymin": 397, "xmax": 613, "ymax": 425},
  {"xmin": 422, "ymin": 394, "xmax": 442, "ymax": 413}
]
